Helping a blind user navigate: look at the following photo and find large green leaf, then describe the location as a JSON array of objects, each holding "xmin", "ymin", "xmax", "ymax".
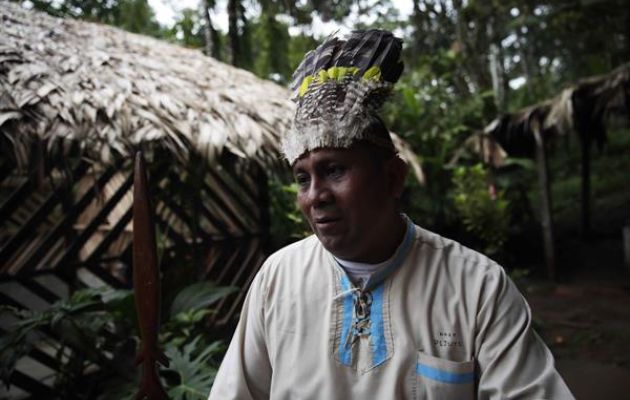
[
  {"xmin": 169, "ymin": 282, "xmax": 238, "ymax": 317},
  {"xmin": 165, "ymin": 337, "xmax": 222, "ymax": 400}
]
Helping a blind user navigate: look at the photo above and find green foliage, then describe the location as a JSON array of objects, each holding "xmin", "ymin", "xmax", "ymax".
[
  {"xmin": 452, "ymin": 164, "xmax": 510, "ymax": 255},
  {"xmin": 170, "ymin": 282, "xmax": 238, "ymax": 317},
  {"xmin": 166, "ymin": 282, "xmax": 238, "ymax": 346},
  {"xmin": 253, "ymin": 13, "xmax": 291, "ymax": 83},
  {"xmin": 0, "ymin": 282, "xmax": 234, "ymax": 399},
  {"xmin": 117, "ymin": 0, "xmax": 162, "ymax": 36},
  {"xmin": 0, "ymin": 288, "xmax": 135, "ymax": 398},
  {"xmin": 268, "ymin": 174, "xmax": 311, "ymax": 249},
  {"xmin": 166, "ymin": 8, "xmax": 205, "ymax": 49},
  {"xmin": 385, "ymin": 50, "xmax": 497, "ymax": 228},
  {"xmin": 165, "ymin": 337, "xmax": 223, "ymax": 400}
]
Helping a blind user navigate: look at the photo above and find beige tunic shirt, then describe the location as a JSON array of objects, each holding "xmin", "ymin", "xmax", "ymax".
[{"xmin": 209, "ymin": 222, "xmax": 574, "ymax": 399}]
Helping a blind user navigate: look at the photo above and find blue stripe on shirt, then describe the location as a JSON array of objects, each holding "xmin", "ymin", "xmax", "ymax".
[
  {"xmin": 338, "ymin": 273, "xmax": 354, "ymax": 366},
  {"xmin": 369, "ymin": 283, "xmax": 388, "ymax": 366},
  {"xmin": 416, "ymin": 363, "xmax": 474, "ymax": 384}
]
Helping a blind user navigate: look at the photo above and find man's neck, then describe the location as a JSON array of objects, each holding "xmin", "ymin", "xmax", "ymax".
[{"xmin": 342, "ymin": 213, "xmax": 407, "ymax": 264}]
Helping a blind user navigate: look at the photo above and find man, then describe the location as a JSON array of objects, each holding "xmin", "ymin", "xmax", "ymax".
[{"xmin": 209, "ymin": 30, "xmax": 573, "ymax": 399}]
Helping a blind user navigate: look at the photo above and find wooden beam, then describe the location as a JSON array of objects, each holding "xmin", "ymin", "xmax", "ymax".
[
  {"xmin": 217, "ymin": 251, "xmax": 266, "ymax": 326},
  {"xmin": 165, "ymin": 170, "xmax": 230, "ymax": 236},
  {"xmin": 157, "ymin": 187, "xmax": 212, "ymax": 239},
  {"xmin": 203, "ymin": 240, "xmax": 236, "ymax": 278},
  {"xmin": 18, "ymin": 166, "xmax": 117, "ymax": 274},
  {"xmin": 222, "ymin": 161, "xmax": 260, "ymax": 207},
  {"xmin": 153, "ymin": 212, "xmax": 188, "ymax": 251},
  {"xmin": 0, "ymin": 178, "xmax": 33, "ymax": 224},
  {"xmin": 208, "ymin": 167, "xmax": 259, "ymax": 226},
  {"xmin": 15, "ymin": 277, "xmax": 59, "ymax": 303},
  {"xmin": 580, "ymin": 136, "xmax": 592, "ymax": 236},
  {"xmin": 0, "ymin": 162, "xmax": 89, "ymax": 268},
  {"xmin": 255, "ymin": 164, "xmax": 271, "ymax": 253},
  {"xmin": 52, "ymin": 170, "xmax": 133, "ymax": 274},
  {"xmin": 201, "ymin": 178, "xmax": 250, "ymax": 234},
  {"xmin": 532, "ymin": 119, "xmax": 556, "ymax": 280},
  {"xmin": 83, "ymin": 207, "xmax": 132, "ymax": 268},
  {"xmin": 213, "ymin": 238, "xmax": 261, "ymax": 325},
  {"xmin": 7, "ymin": 370, "xmax": 55, "ymax": 398},
  {"xmin": 0, "ymin": 160, "xmax": 13, "ymax": 184},
  {"xmin": 0, "ymin": 326, "xmax": 60, "ymax": 371}
]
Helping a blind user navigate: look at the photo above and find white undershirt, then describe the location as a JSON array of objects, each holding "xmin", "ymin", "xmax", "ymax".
[{"xmin": 334, "ymin": 223, "xmax": 408, "ymax": 287}]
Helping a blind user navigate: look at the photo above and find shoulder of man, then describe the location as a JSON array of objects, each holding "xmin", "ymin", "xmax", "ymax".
[
  {"xmin": 411, "ymin": 223, "xmax": 505, "ymax": 278},
  {"xmin": 253, "ymin": 234, "xmax": 324, "ymax": 283}
]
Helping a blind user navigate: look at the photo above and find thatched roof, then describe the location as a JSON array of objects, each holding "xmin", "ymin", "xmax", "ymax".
[
  {"xmin": 0, "ymin": 1, "xmax": 423, "ymax": 180},
  {"xmin": 480, "ymin": 62, "xmax": 630, "ymax": 163},
  {"xmin": 0, "ymin": 1, "xmax": 292, "ymax": 168}
]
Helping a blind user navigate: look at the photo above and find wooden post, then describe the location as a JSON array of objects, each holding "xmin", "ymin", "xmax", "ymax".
[
  {"xmin": 580, "ymin": 135, "xmax": 592, "ymax": 236},
  {"xmin": 133, "ymin": 151, "xmax": 169, "ymax": 400},
  {"xmin": 256, "ymin": 163, "xmax": 271, "ymax": 254},
  {"xmin": 532, "ymin": 119, "xmax": 556, "ymax": 280}
]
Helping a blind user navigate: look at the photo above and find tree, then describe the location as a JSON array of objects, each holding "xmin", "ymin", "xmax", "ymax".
[
  {"xmin": 168, "ymin": 8, "xmax": 205, "ymax": 49},
  {"xmin": 117, "ymin": 0, "xmax": 162, "ymax": 37},
  {"xmin": 201, "ymin": 0, "xmax": 221, "ymax": 58}
]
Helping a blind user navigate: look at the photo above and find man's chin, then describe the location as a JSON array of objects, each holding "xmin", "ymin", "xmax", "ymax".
[{"xmin": 315, "ymin": 234, "xmax": 349, "ymax": 258}]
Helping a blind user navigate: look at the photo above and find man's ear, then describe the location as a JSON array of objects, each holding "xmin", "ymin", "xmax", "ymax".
[{"xmin": 386, "ymin": 156, "xmax": 408, "ymax": 199}]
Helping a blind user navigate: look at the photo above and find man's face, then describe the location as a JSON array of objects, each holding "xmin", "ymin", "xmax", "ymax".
[{"xmin": 292, "ymin": 146, "xmax": 404, "ymax": 263}]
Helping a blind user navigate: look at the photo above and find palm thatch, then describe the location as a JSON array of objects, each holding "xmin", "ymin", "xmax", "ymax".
[
  {"xmin": 0, "ymin": 0, "xmax": 423, "ymax": 178},
  {"xmin": 482, "ymin": 62, "xmax": 630, "ymax": 162},
  {"xmin": 472, "ymin": 62, "xmax": 630, "ymax": 279},
  {"xmin": 0, "ymin": 1, "xmax": 292, "ymax": 169}
]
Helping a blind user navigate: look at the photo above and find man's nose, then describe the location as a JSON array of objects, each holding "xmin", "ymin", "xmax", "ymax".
[{"xmin": 308, "ymin": 177, "xmax": 333, "ymax": 207}]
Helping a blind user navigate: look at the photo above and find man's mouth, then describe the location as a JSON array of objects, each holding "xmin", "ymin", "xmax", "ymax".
[
  {"xmin": 312, "ymin": 216, "xmax": 343, "ymax": 232},
  {"xmin": 313, "ymin": 216, "xmax": 341, "ymax": 224}
]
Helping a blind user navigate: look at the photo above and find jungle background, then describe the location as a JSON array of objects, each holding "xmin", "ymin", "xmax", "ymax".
[{"xmin": 2, "ymin": 0, "xmax": 630, "ymax": 399}]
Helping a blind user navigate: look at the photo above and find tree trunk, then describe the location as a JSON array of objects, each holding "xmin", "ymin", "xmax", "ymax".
[
  {"xmin": 227, "ymin": 0, "xmax": 240, "ymax": 66},
  {"xmin": 518, "ymin": 4, "xmax": 537, "ymax": 101},
  {"xmin": 452, "ymin": 0, "xmax": 490, "ymax": 92},
  {"xmin": 202, "ymin": 0, "xmax": 214, "ymax": 57},
  {"xmin": 487, "ymin": 18, "xmax": 507, "ymax": 112},
  {"xmin": 238, "ymin": 1, "xmax": 252, "ymax": 69}
]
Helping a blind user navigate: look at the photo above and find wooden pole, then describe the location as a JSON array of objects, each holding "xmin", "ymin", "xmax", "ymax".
[
  {"xmin": 580, "ymin": 135, "xmax": 592, "ymax": 236},
  {"xmin": 133, "ymin": 151, "xmax": 169, "ymax": 400},
  {"xmin": 532, "ymin": 119, "xmax": 556, "ymax": 280}
]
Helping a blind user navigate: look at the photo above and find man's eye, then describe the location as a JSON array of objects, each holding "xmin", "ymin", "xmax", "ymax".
[
  {"xmin": 326, "ymin": 165, "xmax": 346, "ymax": 178},
  {"xmin": 295, "ymin": 174, "xmax": 310, "ymax": 187}
]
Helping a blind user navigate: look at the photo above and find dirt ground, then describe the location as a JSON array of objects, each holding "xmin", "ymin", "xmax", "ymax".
[{"xmin": 520, "ymin": 232, "xmax": 630, "ymax": 399}]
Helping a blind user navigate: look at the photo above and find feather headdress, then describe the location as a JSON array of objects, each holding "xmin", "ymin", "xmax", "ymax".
[{"xmin": 282, "ymin": 29, "xmax": 404, "ymax": 164}]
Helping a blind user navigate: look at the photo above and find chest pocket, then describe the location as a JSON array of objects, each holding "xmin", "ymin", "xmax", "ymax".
[{"xmin": 415, "ymin": 352, "xmax": 475, "ymax": 400}]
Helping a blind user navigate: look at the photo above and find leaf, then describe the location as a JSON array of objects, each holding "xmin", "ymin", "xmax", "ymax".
[
  {"xmin": 164, "ymin": 337, "xmax": 222, "ymax": 400},
  {"xmin": 101, "ymin": 289, "xmax": 136, "ymax": 322},
  {"xmin": 169, "ymin": 282, "xmax": 238, "ymax": 317}
]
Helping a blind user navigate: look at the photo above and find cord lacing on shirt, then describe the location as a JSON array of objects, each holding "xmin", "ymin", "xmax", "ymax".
[{"xmin": 334, "ymin": 287, "xmax": 374, "ymax": 348}]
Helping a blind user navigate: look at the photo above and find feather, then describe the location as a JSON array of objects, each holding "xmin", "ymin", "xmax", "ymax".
[
  {"xmin": 284, "ymin": 29, "xmax": 404, "ymax": 164},
  {"xmin": 289, "ymin": 36, "xmax": 339, "ymax": 93}
]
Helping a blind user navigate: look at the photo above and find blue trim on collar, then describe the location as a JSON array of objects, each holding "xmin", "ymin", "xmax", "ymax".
[
  {"xmin": 363, "ymin": 216, "xmax": 415, "ymax": 290},
  {"xmin": 369, "ymin": 283, "xmax": 388, "ymax": 367},
  {"xmin": 338, "ymin": 273, "xmax": 354, "ymax": 366}
]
